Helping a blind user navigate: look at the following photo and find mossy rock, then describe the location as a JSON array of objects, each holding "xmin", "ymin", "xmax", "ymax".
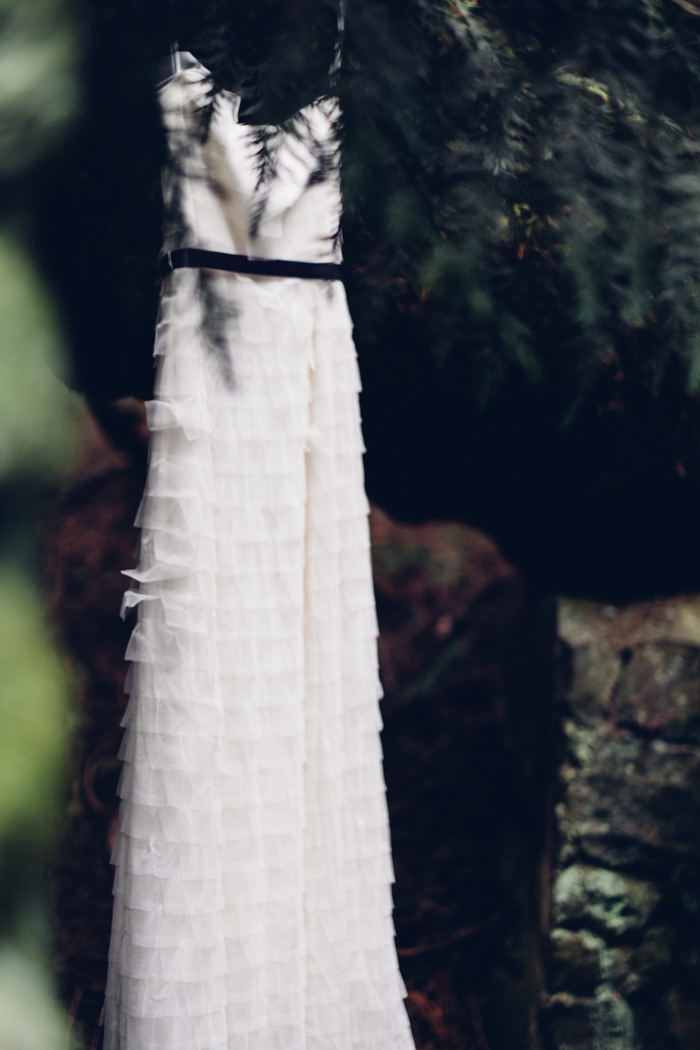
[{"xmin": 553, "ymin": 865, "xmax": 660, "ymax": 940}]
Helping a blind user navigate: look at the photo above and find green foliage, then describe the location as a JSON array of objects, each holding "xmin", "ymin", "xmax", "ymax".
[
  {"xmin": 0, "ymin": 0, "xmax": 78, "ymax": 1044},
  {"xmin": 0, "ymin": 235, "xmax": 75, "ymax": 1041},
  {"xmin": 0, "ymin": 271, "xmax": 74, "ymax": 1045},
  {"xmin": 0, "ymin": 945, "xmax": 73, "ymax": 1050},
  {"xmin": 0, "ymin": 0, "xmax": 78, "ymax": 185},
  {"xmin": 0, "ymin": 569, "xmax": 70, "ymax": 854},
  {"xmin": 338, "ymin": 0, "xmax": 700, "ymax": 419},
  {"xmin": 0, "ymin": 235, "xmax": 74, "ymax": 481}
]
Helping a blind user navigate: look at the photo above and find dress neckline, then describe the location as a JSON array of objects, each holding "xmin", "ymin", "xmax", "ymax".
[{"xmin": 158, "ymin": 50, "xmax": 337, "ymax": 130}]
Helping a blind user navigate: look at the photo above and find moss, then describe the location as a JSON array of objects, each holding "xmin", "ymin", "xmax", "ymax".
[
  {"xmin": 549, "ymin": 928, "xmax": 605, "ymax": 994},
  {"xmin": 553, "ymin": 865, "xmax": 660, "ymax": 939}
]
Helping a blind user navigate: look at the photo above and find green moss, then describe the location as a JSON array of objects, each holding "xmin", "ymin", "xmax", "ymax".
[{"xmin": 553, "ymin": 865, "xmax": 660, "ymax": 939}]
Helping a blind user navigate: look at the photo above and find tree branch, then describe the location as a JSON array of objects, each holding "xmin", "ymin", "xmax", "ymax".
[{"xmin": 670, "ymin": 0, "xmax": 700, "ymax": 17}]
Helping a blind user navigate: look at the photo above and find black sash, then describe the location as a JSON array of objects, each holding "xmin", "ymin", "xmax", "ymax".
[{"xmin": 160, "ymin": 248, "xmax": 343, "ymax": 281}]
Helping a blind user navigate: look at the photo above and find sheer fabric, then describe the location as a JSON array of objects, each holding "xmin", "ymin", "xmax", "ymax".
[{"xmin": 102, "ymin": 58, "xmax": 415, "ymax": 1050}]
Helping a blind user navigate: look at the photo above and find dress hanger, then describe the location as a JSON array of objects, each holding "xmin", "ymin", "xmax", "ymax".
[
  {"xmin": 154, "ymin": 0, "xmax": 184, "ymax": 88},
  {"xmin": 329, "ymin": 0, "xmax": 346, "ymax": 92}
]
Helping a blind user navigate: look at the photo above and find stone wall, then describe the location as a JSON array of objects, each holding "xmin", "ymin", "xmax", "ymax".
[{"xmin": 542, "ymin": 599, "xmax": 700, "ymax": 1050}]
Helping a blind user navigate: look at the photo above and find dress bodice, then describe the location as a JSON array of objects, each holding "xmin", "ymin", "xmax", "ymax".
[{"xmin": 159, "ymin": 55, "xmax": 342, "ymax": 266}]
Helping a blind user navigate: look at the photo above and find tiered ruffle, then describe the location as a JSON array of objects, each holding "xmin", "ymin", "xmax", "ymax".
[{"xmin": 102, "ymin": 264, "xmax": 414, "ymax": 1050}]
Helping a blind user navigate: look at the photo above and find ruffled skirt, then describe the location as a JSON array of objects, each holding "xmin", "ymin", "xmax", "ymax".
[{"xmin": 102, "ymin": 268, "xmax": 415, "ymax": 1050}]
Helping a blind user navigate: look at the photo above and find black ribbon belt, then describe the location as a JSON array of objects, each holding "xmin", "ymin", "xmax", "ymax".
[{"xmin": 160, "ymin": 248, "xmax": 343, "ymax": 281}]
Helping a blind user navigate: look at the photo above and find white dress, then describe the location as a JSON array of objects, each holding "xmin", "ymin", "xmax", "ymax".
[{"xmin": 102, "ymin": 56, "xmax": 415, "ymax": 1050}]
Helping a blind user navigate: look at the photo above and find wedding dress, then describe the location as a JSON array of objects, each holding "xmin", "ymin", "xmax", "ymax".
[{"xmin": 102, "ymin": 54, "xmax": 415, "ymax": 1050}]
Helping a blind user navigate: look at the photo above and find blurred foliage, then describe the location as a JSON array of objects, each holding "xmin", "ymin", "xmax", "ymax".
[
  {"xmin": 337, "ymin": 0, "xmax": 700, "ymax": 417},
  {"xmin": 0, "ymin": 570, "xmax": 73, "ymax": 1049},
  {"xmin": 0, "ymin": 238, "xmax": 73, "ymax": 480},
  {"xmin": 0, "ymin": 944, "xmax": 71, "ymax": 1050},
  {"xmin": 0, "ymin": 0, "xmax": 78, "ymax": 1046},
  {"xmin": 0, "ymin": 0, "xmax": 78, "ymax": 188},
  {"xmin": 0, "ymin": 558, "xmax": 70, "ymax": 861}
]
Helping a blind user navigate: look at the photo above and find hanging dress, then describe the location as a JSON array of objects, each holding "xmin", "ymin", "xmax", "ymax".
[{"xmin": 102, "ymin": 54, "xmax": 415, "ymax": 1050}]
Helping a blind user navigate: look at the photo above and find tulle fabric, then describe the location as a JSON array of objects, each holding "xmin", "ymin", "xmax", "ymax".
[{"xmin": 102, "ymin": 60, "xmax": 414, "ymax": 1050}]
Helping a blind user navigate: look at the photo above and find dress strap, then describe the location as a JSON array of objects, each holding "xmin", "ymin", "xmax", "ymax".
[{"xmin": 160, "ymin": 248, "xmax": 343, "ymax": 281}]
